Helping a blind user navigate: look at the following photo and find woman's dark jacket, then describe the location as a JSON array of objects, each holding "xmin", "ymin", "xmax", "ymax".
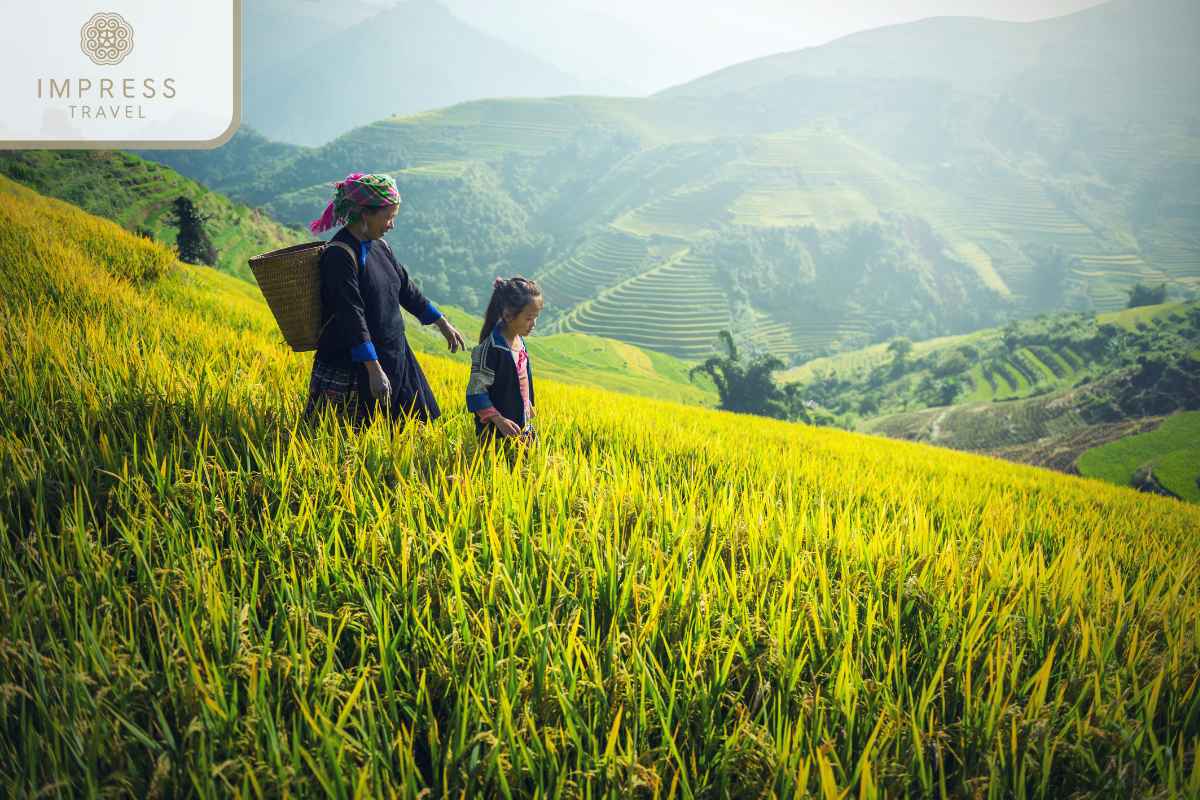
[
  {"xmin": 314, "ymin": 226, "xmax": 442, "ymax": 420},
  {"xmin": 466, "ymin": 325, "xmax": 535, "ymax": 438}
]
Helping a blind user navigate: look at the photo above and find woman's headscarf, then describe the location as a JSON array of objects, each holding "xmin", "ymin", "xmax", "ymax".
[{"xmin": 309, "ymin": 173, "xmax": 401, "ymax": 235}]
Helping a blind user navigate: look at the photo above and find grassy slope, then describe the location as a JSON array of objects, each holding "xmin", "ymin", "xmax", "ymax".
[
  {"xmin": 0, "ymin": 149, "xmax": 309, "ymax": 282},
  {"xmin": 405, "ymin": 304, "xmax": 718, "ymax": 405},
  {"xmin": 818, "ymin": 299, "xmax": 1196, "ymax": 406},
  {"xmin": 1155, "ymin": 445, "xmax": 1200, "ymax": 502},
  {"xmin": 837, "ymin": 302, "xmax": 1199, "ymax": 483},
  {"xmin": 1075, "ymin": 410, "xmax": 1200, "ymax": 487},
  {"xmin": 0, "ymin": 151, "xmax": 716, "ymax": 408},
  {"xmin": 5, "ymin": 173, "xmax": 1200, "ymax": 797}
]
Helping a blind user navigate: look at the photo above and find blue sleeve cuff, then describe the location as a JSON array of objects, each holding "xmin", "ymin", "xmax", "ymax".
[
  {"xmin": 465, "ymin": 393, "xmax": 494, "ymax": 412},
  {"xmin": 416, "ymin": 303, "xmax": 442, "ymax": 326},
  {"xmin": 350, "ymin": 342, "xmax": 377, "ymax": 362}
]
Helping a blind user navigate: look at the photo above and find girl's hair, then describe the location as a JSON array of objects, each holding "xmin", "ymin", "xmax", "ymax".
[{"xmin": 480, "ymin": 276, "xmax": 543, "ymax": 342}]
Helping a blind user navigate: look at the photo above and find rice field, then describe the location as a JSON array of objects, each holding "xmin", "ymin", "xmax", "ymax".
[
  {"xmin": 611, "ymin": 183, "xmax": 740, "ymax": 241},
  {"xmin": 728, "ymin": 186, "xmax": 880, "ymax": 229},
  {"xmin": 1156, "ymin": 445, "xmax": 1200, "ymax": 503},
  {"xmin": 1100, "ymin": 302, "xmax": 1193, "ymax": 333},
  {"xmin": 539, "ymin": 233, "xmax": 654, "ymax": 306},
  {"xmin": 1076, "ymin": 411, "xmax": 1200, "ymax": 491},
  {"xmin": 560, "ymin": 252, "xmax": 734, "ymax": 359},
  {"xmin": 4, "ymin": 173, "xmax": 1200, "ymax": 798},
  {"xmin": 958, "ymin": 179, "xmax": 1094, "ymax": 241}
]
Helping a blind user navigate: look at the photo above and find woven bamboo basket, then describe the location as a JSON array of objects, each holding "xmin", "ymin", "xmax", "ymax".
[{"xmin": 248, "ymin": 241, "xmax": 329, "ymax": 352}]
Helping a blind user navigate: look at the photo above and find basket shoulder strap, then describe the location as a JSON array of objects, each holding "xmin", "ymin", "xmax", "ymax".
[
  {"xmin": 326, "ymin": 240, "xmax": 357, "ymax": 262},
  {"xmin": 316, "ymin": 240, "xmax": 361, "ymax": 340}
]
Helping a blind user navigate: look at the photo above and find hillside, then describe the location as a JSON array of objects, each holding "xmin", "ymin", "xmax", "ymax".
[
  {"xmin": 3, "ymin": 153, "xmax": 1199, "ymax": 797},
  {"xmin": 242, "ymin": 0, "xmax": 584, "ymax": 147},
  {"xmin": 0, "ymin": 152, "xmax": 717, "ymax": 405},
  {"xmin": 0, "ymin": 149, "xmax": 308, "ymax": 282},
  {"xmin": 142, "ymin": 0, "xmax": 1200, "ymax": 366},
  {"xmin": 809, "ymin": 300, "xmax": 1200, "ymax": 492},
  {"xmin": 129, "ymin": 125, "xmax": 310, "ymax": 201},
  {"xmin": 405, "ymin": 304, "xmax": 717, "ymax": 405}
]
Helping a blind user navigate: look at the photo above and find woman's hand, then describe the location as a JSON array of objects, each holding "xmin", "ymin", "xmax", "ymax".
[
  {"xmin": 434, "ymin": 317, "xmax": 467, "ymax": 354},
  {"xmin": 491, "ymin": 416, "xmax": 522, "ymax": 438},
  {"xmin": 366, "ymin": 360, "xmax": 391, "ymax": 401}
]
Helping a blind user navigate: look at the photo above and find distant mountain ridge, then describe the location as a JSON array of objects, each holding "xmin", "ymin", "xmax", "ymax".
[
  {"xmin": 659, "ymin": 0, "xmax": 1196, "ymax": 100},
  {"xmin": 242, "ymin": 0, "xmax": 392, "ymax": 80},
  {"xmin": 242, "ymin": 0, "xmax": 584, "ymax": 146},
  {"xmin": 137, "ymin": 0, "xmax": 1198, "ymax": 364}
]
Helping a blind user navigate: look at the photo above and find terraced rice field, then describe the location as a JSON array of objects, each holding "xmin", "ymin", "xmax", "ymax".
[
  {"xmin": 781, "ymin": 336, "xmax": 964, "ymax": 383},
  {"xmin": 539, "ymin": 232, "xmax": 655, "ymax": 305},
  {"xmin": 398, "ymin": 162, "xmax": 469, "ymax": 178},
  {"xmin": 728, "ymin": 185, "xmax": 880, "ymax": 229},
  {"xmin": 957, "ymin": 346, "xmax": 1088, "ymax": 403},
  {"xmin": 1071, "ymin": 253, "xmax": 1161, "ymax": 280},
  {"xmin": 740, "ymin": 128, "xmax": 915, "ymax": 210},
  {"xmin": 1077, "ymin": 411, "xmax": 1200, "ymax": 497},
  {"xmin": 1068, "ymin": 253, "xmax": 1181, "ymax": 311},
  {"xmin": 1144, "ymin": 221, "xmax": 1200, "ymax": 285},
  {"xmin": 560, "ymin": 252, "xmax": 733, "ymax": 358},
  {"xmin": 612, "ymin": 183, "xmax": 740, "ymax": 240},
  {"xmin": 1155, "ymin": 444, "xmax": 1200, "ymax": 503},
  {"xmin": 1100, "ymin": 301, "xmax": 1192, "ymax": 333},
  {"xmin": 567, "ymin": 95, "xmax": 724, "ymax": 146},
  {"xmin": 959, "ymin": 178, "xmax": 1094, "ymax": 242},
  {"xmin": 746, "ymin": 129, "xmax": 887, "ymax": 173},
  {"xmin": 747, "ymin": 313, "xmax": 800, "ymax": 356}
]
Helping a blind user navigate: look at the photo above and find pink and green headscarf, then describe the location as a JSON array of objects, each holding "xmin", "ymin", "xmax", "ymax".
[{"xmin": 309, "ymin": 173, "xmax": 401, "ymax": 235}]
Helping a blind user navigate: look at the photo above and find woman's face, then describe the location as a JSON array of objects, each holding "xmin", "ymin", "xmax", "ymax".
[
  {"xmin": 504, "ymin": 299, "xmax": 543, "ymax": 337},
  {"xmin": 362, "ymin": 203, "xmax": 399, "ymax": 240}
]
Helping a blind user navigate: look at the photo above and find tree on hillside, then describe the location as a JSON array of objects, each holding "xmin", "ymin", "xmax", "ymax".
[
  {"xmin": 168, "ymin": 196, "xmax": 218, "ymax": 267},
  {"xmin": 691, "ymin": 330, "xmax": 801, "ymax": 420},
  {"xmin": 887, "ymin": 337, "xmax": 913, "ymax": 377},
  {"xmin": 1126, "ymin": 282, "xmax": 1170, "ymax": 309}
]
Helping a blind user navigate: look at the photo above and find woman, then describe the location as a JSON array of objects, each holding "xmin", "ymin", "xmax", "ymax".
[{"xmin": 304, "ymin": 172, "xmax": 466, "ymax": 425}]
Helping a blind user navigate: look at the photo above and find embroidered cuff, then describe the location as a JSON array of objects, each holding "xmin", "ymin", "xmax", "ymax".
[
  {"xmin": 475, "ymin": 407, "xmax": 500, "ymax": 421},
  {"xmin": 416, "ymin": 303, "xmax": 442, "ymax": 325},
  {"xmin": 350, "ymin": 342, "xmax": 377, "ymax": 362},
  {"xmin": 465, "ymin": 392, "xmax": 494, "ymax": 412}
]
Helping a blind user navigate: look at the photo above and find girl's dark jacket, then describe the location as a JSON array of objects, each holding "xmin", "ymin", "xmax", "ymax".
[
  {"xmin": 315, "ymin": 226, "xmax": 442, "ymax": 420},
  {"xmin": 466, "ymin": 325, "xmax": 535, "ymax": 438}
]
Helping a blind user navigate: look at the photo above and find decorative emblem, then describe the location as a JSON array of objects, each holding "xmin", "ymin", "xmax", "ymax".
[{"xmin": 80, "ymin": 13, "xmax": 134, "ymax": 65}]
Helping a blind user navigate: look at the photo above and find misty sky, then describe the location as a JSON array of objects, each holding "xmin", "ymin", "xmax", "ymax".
[
  {"xmin": 579, "ymin": 0, "xmax": 1108, "ymax": 69},
  {"xmin": 442, "ymin": 0, "xmax": 1111, "ymax": 94}
]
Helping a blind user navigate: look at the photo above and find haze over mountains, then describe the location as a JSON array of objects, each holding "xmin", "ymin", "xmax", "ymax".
[
  {"xmin": 242, "ymin": 0, "xmax": 583, "ymax": 146},
  {"xmin": 139, "ymin": 0, "xmax": 1198, "ymax": 363}
]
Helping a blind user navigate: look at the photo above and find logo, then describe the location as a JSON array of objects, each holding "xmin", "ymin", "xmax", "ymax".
[{"xmin": 80, "ymin": 12, "xmax": 134, "ymax": 65}]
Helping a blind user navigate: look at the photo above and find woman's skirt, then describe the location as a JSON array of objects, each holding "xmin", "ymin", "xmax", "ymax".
[{"xmin": 305, "ymin": 335, "xmax": 440, "ymax": 426}]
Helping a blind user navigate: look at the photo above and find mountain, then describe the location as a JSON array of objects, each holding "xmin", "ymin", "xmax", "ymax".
[
  {"xmin": 440, "ymin": 0, "xmax": 684, "ymax": 96},
  {"xmin": 144, "ymin": 0, "xmax": 1199, "ymax": 363},
  {"xmin": 242, "ymin": 0, "xmax": 585, "ymax": 146},
  {"xmin": 658, "ymin": 0, "xmax": 1197, "ymax": 99}
]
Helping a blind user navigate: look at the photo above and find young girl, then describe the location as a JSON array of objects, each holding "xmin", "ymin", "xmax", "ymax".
[{"xmin": 465, "ymin": 276, "xmax": 543, "ymax": 442}]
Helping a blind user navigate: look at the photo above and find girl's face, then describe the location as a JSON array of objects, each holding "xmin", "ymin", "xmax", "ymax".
[{"xmin": 504, "ymin": 299, "xmax": 543, "ymax": 337}]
